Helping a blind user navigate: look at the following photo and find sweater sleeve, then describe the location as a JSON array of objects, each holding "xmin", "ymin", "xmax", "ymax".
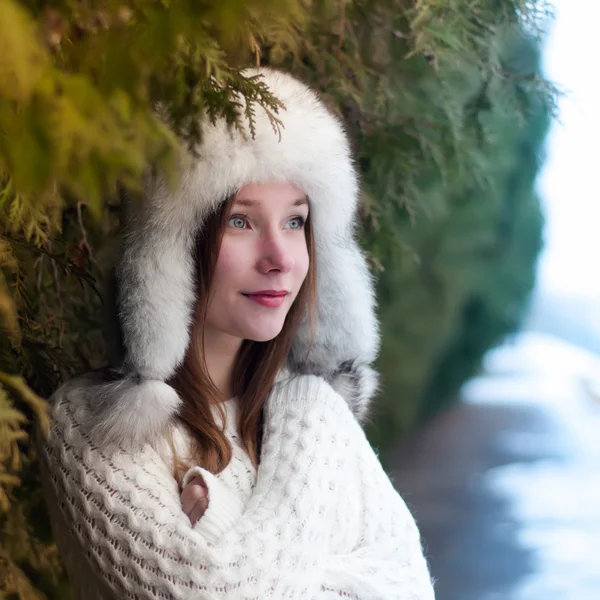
[
  {"xmin": 181, "ymin": 466, "xmax": 245, "ymax": 543},
  {"xmin": 316, "ymin": 410, "xmax": 436, "ymax": 599},
  {"xmin": 38, "ymin": 374, "xmax": 349, "ymax": 600}
]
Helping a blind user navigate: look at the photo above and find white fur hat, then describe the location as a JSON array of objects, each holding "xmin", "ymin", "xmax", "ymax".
[{"xmin": 86, "ymin": 67, "xmax": 380, "ymax": 450}]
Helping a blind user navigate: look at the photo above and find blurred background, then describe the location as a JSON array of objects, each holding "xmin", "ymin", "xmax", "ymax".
[
  {"xmin": 0, "ymin": 0, "xmax": 597, "ymax": 597},
  {"xmin": 385, "ymin": 1, "xmax": 600, "ymax": 598}
]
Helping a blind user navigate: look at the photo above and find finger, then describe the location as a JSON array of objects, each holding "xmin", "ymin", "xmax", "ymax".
[
  {"xmin": 181, "ymin": 483, "xmax": 208, "ymax": 514},
  {"xmin": 189, "ymin": 475, "xmax": 208, "ymax": 490},
  {"xmin": 189, "ymin": 497, "xmax": 209, "ymax": 525},
  {"xmin": 181, "ymin": 475, "xmax": 207, "ymax": 502},
  {"xmin": 181, "ymin": 482, "xmax": 208, "ymax": 506}
]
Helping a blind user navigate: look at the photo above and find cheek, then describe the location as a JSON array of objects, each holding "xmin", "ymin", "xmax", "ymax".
[
  {"xmin": 213, "ymin": 241, "xmax": 250, "ymax": 290},
  {"xmin": 294, "ymin": 240, "xmax": 310, "ymax": 285}
]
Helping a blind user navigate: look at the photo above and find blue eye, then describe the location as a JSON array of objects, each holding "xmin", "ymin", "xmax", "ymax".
[
  {"xmin": 286, "ymin": 216, "xmax": 306, "ymax": 230},
  {"xmin": 228, "ymin": 215, "xmax": 248, "ymax": 229}
]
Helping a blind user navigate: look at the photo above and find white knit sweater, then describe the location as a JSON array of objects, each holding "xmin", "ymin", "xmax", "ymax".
[{"xmin": 39, "ymin": 373, "xmax": 435, "ymax": 599}]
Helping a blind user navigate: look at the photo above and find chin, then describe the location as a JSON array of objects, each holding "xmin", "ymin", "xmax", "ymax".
[{"xmin": 241, "ymin": 322, "xmax": 285, "ymax": 343}]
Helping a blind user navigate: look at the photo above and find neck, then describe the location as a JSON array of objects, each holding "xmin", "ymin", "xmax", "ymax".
[{"xmin": 202, "ymin": 327, "xmax": 242, "ymax": 401}]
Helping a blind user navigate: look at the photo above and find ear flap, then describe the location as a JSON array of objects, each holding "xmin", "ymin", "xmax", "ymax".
[{"xmin": 288, "ymin": 236, "xmax": 381, "ymax": 414}]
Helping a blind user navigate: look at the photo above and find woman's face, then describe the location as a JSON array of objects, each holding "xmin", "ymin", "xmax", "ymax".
[{"xmin": 204, "ymin": 181, "xmax": 310, "ymax": 344}]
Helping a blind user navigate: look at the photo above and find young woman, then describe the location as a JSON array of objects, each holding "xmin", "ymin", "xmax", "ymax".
[{"xmin": 38, "ymin": 68, "xmax": 435, "ymax": 599}]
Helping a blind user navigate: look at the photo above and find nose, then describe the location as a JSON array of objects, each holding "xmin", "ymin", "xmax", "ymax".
[{"xmin": 256, "ymin": 232, "xmax": 295, "ymax": 274}]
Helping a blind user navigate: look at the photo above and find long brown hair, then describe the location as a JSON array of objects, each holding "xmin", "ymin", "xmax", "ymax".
[{"xmin": 166, "ymin": 195, "xmax": 317, "ymax": 483}]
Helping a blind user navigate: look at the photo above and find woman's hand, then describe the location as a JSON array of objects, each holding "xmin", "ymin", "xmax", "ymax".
[{"xmin": 181, "ymin": 474, "xmax": 209, "ymax": 526}]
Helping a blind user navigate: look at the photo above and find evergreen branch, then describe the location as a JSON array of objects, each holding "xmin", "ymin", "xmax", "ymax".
[
  {"xmin": 49, "ymin": 241, "xmax": 65, "ymax": 348},
  {"xmin": 0, "ymin": 548, "xmax": 49, "ymax": 598},
  {"xmin": 76, "ymin": 202, "xmax": 101, "ymax": 272},
  {"xmin": 0, "ymin": 373, "xmax": 49, "ymax": 437},
  {"xmin": 0, "ymin": 234, "xmax": 102, "ymax": 302}
]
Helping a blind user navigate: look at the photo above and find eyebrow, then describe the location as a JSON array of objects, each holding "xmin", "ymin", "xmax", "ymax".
[{"xmin": 233, "ymin": 197, "xmax": 309, "ymax": 208}]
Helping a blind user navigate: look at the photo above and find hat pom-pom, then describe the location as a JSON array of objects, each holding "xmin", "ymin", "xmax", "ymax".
[{"xmin": 83, "ymin": 375, "xmax": 182, "ymax": 453}]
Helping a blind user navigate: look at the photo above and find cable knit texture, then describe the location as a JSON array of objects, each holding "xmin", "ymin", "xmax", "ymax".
[{"xmin": 39, "ymin": 373, "xmax": 435, "ymax": 599}]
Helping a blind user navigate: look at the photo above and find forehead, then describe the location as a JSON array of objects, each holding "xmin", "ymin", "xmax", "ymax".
[
  {"xmin": 233, "ymin": 181, "xmax": 308, "ymax": 208},
  {"xmin": 232, "ymin": 197, "xmax": 308, "ymax": 208}
]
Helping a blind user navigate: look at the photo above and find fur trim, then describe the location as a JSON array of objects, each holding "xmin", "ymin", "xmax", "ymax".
[
  {"xmin": 84, "ymin": 67, "xmax": 381, "ymax": 450},
  {"xmin": 72, "ymin": 369, "xmax": 182, "ymax": 452},
  {"xmin": 328, "ymin": 361, "xmax": 380, "ymax": 424}
]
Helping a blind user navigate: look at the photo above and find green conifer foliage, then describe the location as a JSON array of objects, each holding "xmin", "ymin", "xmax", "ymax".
[
  {"xmin": 365, "ymin": 28, "xmax": 553, "ymax": 447},
  {"xmin": 0, "ymin": 1, "xmax": 553, "ymax": 595}
]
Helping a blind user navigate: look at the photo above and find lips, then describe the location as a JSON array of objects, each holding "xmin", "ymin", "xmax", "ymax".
[{"xmin": 242, "ymin": 290, "xmax": 289, "ymax": 308}]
